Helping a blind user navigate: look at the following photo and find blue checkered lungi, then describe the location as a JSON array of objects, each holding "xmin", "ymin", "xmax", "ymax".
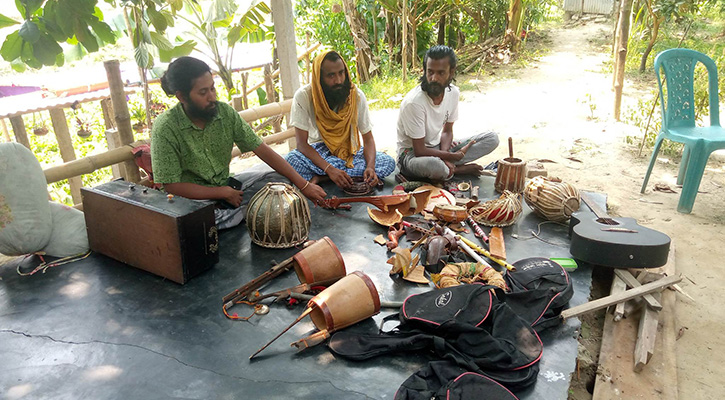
[{"xmin": 286, "ymin": 142, "xmax": 396, "ymax": 181}]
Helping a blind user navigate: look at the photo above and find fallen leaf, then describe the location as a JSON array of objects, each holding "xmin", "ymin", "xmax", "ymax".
[
  {"xmin": 374, "ymin": 234, "xmax": 387, "ymax": 246},
  {"xmin": 654, "ymin": 183, "xmax": 677, "ymax": 193}
]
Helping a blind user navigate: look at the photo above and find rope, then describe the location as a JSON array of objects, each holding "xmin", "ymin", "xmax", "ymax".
[{"xmin": 16, "ymin": 251, "xmax": 92, "ymax": 276}]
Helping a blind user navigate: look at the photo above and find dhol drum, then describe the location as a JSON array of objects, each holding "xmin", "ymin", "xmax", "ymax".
[
  {"xmin": 494, "ymin": 157, "xmax": 527, "ymax": 194},
  {"xmin": 524, "ymin": 176, "xmax": 580, "ymax": 222},
  {"xmin": 246, "ymin": 182, "xmax": 311, "ymax": 248}
]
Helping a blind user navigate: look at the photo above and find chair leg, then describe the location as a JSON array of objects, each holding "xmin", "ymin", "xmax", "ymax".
[
  {"xmin": 677, "ymin": 146, "xmax": 708, "ymax": 214},
  {"xmin": 676, "ymin": 145, "xmax": 690, "ymax": 186},
  {"xmin": 641, "ymin": 136, "xmax": 665, "ymax": 194}
]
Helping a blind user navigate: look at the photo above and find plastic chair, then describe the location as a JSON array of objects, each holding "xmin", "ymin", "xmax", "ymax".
[{"xmin": 640, "ymin": 48, "xmax": 725, "ymax": 213}]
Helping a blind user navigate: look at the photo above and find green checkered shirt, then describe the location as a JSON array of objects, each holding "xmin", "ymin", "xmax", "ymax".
[{"xmin": 151, "ymin": 102, "xmax": 262, "ymax": 187}]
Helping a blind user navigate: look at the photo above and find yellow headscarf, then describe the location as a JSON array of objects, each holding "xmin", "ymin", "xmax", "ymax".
[{"xmin": 311, "ymin": 50, "xmax": 360, "ymax": 168}]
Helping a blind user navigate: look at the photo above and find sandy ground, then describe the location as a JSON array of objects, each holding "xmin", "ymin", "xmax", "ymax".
[{"xmin": 2, "ymin": 18, "xmax": 723, "ymax": 399}]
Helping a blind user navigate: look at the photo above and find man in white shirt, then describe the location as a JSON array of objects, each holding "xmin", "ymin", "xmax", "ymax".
[
  {"xmin": 286, "ymin": 50, "xmax": 395, "ymax": 189},
  {"xmin": 396, "ymin": 45, "xmax": 499, "ymax": 181}
]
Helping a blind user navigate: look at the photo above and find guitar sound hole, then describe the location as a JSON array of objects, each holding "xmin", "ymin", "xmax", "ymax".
[{"xmin": 596, "ymin": 217, "xmax": 619, "ymax": 225}]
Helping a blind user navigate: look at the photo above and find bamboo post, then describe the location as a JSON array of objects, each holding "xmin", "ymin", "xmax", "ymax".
[
  {"xmin": 100, "ymin": 98, "xmax": 115, "ymax": 130},
  {"xmin": 271, "ymin": 0, "xmax": 301, "ymax": 101},
  {"xmin": 9, "ymin": 116, "xmax": 30, "ymax": 149},
  {"xmin": 613, "ymin": 0, "xmax": 633, "ymax": 121},
  {"xmin": 402, "ymin": 0, "xmax": 408, "ymax": 82},
  {"xmin": 264, "ymin": 64, "xmax": 282, "ymax": 133},
  {"xmin": 105, "ymin": 128, "xmax": 124, "ymax": 179},
  {"xmin": 305, "ymin": 32, "xmax": 311, "ymax": 84},
  {"xmin": 242, "ymin": 72, "xmax": 249, "ymax": 110},
  {"xmin": 104, "ymin": 60, "xmax": 141, "ymax": 182},
  {"xmin": 48, "ymin": 107, "xmax": 83, "ymax": 204},
  {"xmin": 1, "ymin": 118, "xmax": 11, "ymax": 142}
]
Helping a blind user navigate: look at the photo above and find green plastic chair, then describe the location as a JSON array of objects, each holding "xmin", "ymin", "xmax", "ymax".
[{"xmin": 640, "ymin": 48, "xmax": 725, "ymax": 213}]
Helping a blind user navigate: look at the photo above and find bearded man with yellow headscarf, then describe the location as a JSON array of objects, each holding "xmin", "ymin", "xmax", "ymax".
[{"xmin": 286, "ymin": 51, "xmax": 395, "ymax": 189}]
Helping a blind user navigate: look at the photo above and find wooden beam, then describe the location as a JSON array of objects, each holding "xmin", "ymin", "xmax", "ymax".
[
  {"xmin": 48, "ymin": 108, "xmax": 83, "ymax": 204},
  {"xmin": 9, "ymin": 115, "xmax": 30, "ymax": 149},
  {"xmin": 104, "ymin": 60, "xmax": 141, "ymax": 183},
  {"xmin": 271, "ymin": 0, "xmax": 300, "ymax": 101},
  {"xmin": 614, "ymin": 269, "xmax": 663, "ymax": 311},
  {"xmin": 561, "ymin": 274, "xmax": 681, "ymax": 320},
  {"xmin": 104, "ymin": 128, "xmax": 124, "ymax": 179},
  {"xmin": 611, "ymin": 274, "xmax": 627, "ymax": 321},
  {"xmin": 1, "ymin": 118, "xmax": 11, "ymax": 142},
  {"xmin": 634, "ymin": 295, "xmax": 659, "ymax": 371}
]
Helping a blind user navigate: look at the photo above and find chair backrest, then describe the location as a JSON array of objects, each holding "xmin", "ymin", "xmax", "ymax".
[{"xmin": 654, "ymin": 48, "xmax": 721, "ymax": 130}]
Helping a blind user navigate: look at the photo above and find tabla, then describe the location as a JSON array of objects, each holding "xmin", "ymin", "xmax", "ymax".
[
  {"xmin": 246, "ymin": 182, "xmax": 311, "ymax": 248},
  {"xmin": 494, "ymin": 157, "xmax": 527, "ymax": 194}
]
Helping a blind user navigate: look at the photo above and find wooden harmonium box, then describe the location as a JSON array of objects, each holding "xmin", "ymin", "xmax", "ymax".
[{"xmin": 81, "ymin": 180, "xmax": 219, "ymax": 284}]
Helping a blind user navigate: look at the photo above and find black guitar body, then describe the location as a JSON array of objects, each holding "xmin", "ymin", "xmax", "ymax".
[{"xmin": 569, "ymin": 210, "xmax": 671, "ymax": 269}]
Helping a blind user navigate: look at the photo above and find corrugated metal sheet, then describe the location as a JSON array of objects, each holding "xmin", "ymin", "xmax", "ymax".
[
  {"xmin": 563, "ymin": 0, "xmax": 613, "ymax": 15},
  {"xmin": 0, "ymin": 88, "xmax": 139, "ymax": 120}
]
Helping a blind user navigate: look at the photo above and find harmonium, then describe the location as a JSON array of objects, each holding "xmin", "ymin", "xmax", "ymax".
[{"xmin": 81, "ymin": 180, "xmax": 219, "ymax": 284}]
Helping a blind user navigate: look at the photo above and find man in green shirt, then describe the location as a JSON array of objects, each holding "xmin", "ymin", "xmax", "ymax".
[{"xmin": 151, "ymin": 57, "xmax": 326, "ymax": 229}]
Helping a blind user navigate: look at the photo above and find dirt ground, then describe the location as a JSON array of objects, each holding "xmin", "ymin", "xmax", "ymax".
[
  {"xmin": 435, "ymin": 18, "xmax": 723, "ymax": 400},
  {"xmin": 2, "ymin": 17, "xmax": 723, "ymax": 399}
]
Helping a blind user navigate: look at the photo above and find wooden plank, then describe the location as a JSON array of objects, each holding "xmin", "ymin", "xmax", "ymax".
[
  {"xmin": 561, "ymin": 274, "xmax": 681, "ymax": 320},
  {"xmin": 488, "ymin": 227, "xmax": 506, "ymax": 260},
  {"xmin": 611, "ymin": 274, "xmax": 627, "ymax": 321},
  {"xmin": 634, "ymin": 294, "xmax": 659, "ymax": 371},
  {"xmin": 48, "ymin": 107, "xmax": 83, "ymax": 204},
  {"xmin": 614, "ymin": 269, "xmax": 663, "ymax": 311},
  {"xmin": 9, "ymin": 115, "xmax": 30, "ymax": 149},
  {"xmin": 100, "ymin": 98, "xmax": 115, "ymax": 130},
  {"xmin": 592, "ymin": 244, "xmax": 678, "ymax": 400}
]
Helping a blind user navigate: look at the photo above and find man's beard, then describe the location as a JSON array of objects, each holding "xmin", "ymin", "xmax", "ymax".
[
  {"xmin": 420, "ymin": 77, "xmax": 448, "ymax": 97},
  {"xmin": 184, "ymin": 100, "xmax": 218, "ymax": 122},
  {"xmin": 322, "ymin": 79, "xmax": 352, "ymax": 110}
]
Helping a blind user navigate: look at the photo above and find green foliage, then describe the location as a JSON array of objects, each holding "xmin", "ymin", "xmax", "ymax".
[
  {"xmin": 295, "ymin": 0, "xmax": 357, "ymax": 79},
  {"xmin": 1, "ymin": 0, "xmax": 118, "ymax": 69},
  {"xmin": 358, "ymin": 69, "xmax": 419, "ymax": 110}
]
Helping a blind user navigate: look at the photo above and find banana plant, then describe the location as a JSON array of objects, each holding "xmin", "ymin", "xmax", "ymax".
[
  {"xmin": 173, "ymin": 0, "xmax": 273, "ymax": 100},
  {"xmin": 1, "ymin": 0, "xmax": 117, "ymax": 71}
]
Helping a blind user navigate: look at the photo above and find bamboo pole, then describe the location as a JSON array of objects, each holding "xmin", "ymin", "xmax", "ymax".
[
  {"xmin": 263, "ymin": 64, "xmax": 282, "ymax": 133},
  {"xmin": 100, "ymin": 98, "xmax": 115, "ymax": 130},
  {"xmin": 104, "ymin": 60, "xmax": 141, "ymax": 182},
  {"xmin": 48, "ymin": 107, "xmax": 83, "ymax": 204},
  {"xmin": 246, "ymin": 43, "xmax": 322, "ymax": 96},
  {"xmin": 9, "ymin": 116, "xmax": 30, "ymax": 149},
  {"xmin": 104, "ymin": 128, "xmax": 124, "ymax": 179},
  {"xmin": 305, "ymin": 32, "xmax": 311, "ymax": 84},
  {"xmin": 613, "ymin": 0, "xmax": 633, "ymax": 121},
  {"xmin": 402, "ymin": 0, "xmax": 408, "ymax": 82},
  {"xmin": 238, "ymin": 100, "xmax": 292, "ymax": 123},
  {"xmin": 1, "ymin": 118, "xmax": 11, "ymax": 142}
]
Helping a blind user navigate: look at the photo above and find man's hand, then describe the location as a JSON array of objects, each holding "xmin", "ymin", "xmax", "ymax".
[
  {"xmin": 301, "ymin": 182, "xmax": 327, "ymax": 204},
  {"xmin": 220, "ymin": 186, "xmax": 244, "ymax": 208},
  {"xmin": 363, "ymin": 167, "xmax": 379, "ymax": 186},
  {"xmin": 327, "ymin": 166, "xmax": 354, "ymax": 188},
  {"xmin": 447, "ymin": 140, "xmax": 476, "ymax": 163}
]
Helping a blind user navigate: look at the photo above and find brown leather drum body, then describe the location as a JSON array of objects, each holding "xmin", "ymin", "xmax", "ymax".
[
  {"xmin": 308, "ymin": 271, "xmax": 381, "ymax": 332},
  {"xmin": 246, "ymin": 182, "xmax": 311, "ymax": 248},
  {"xmin": 494, "ymin": 157, "xmax": 527, "ymax": 194},
  {"xmin": 293, "ymin": 237, "xmax": 346, "ymax": 284}
]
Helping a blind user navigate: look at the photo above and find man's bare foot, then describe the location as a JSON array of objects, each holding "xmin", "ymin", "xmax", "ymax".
[{"xmin": 455, "ymin": 163, "xmax": 484, "ymax": 176}]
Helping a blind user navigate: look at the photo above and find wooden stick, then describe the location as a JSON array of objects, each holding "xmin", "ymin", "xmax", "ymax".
[
  {"xmin": 457, "ymin": 235, "xmax": 515, "ymax": 271},
  {"xmin": 634, "ymin": 294, "xmax": 659, "ymax": 371},
  {"xmin": 250, "ymin": 307, "xmax": 313, "ymax": 359},
  {"xmin": 488, "ymin": 227, "xmax": 506, "ymax": 260},
  {"xmin": 611, "ymin": 274, "xmax": 628, "ymax": 322},
  {"xmin": 561, "ymin": 274, "xmax": 682, "ymax": 320},
  {"xmin": 614, "ymin": 269, "xmax": 663, "ymax": 311},
  {"xmin": 443, "ymin": 227, "xmax": 497, "ymax": 272},
  {"xmin": 508, "ymin": 137, "xmax": 514, "ymax": 158}
]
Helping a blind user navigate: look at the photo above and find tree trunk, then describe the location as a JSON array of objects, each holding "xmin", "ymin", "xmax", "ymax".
[
  {"xmin": 342, "ymin": 0, "xmax": 374, "ymax": 83},
  {"xmin": 505, "ymin": 0, "xmax": 524, "ymax": 50},
  {"xmin": 437, "ymin": 15, "xmax": 446, "ymax": 45},
  {"xmin": 613, "ymin": 0, "xmax": 634, "ymax": 121},
  {"xmin": 639, "ymin": 16, "xmax": 661, "ymax": 73}
]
